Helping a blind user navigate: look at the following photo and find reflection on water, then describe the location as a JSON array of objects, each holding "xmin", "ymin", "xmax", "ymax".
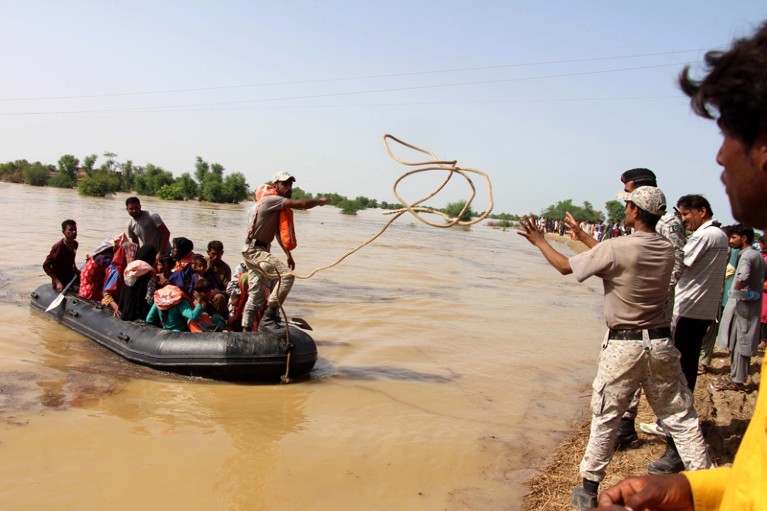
[{"xmin": 0, "ymin": 183, "xmax": 605, "ymax": 510}]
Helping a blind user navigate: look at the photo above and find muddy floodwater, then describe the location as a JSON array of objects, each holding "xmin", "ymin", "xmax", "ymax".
[{"xmin": 0, "ymin": 183, "xmax": 604, "ymax": 510}]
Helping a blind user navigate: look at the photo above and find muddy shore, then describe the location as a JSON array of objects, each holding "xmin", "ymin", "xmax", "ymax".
[{"xmin": 523, "ymin": 234, "xmax": 761, "ymax": 510}]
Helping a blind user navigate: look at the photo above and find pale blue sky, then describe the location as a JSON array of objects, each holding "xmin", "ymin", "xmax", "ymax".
[{"xmin": 2, "ymin": 1, "xmax": 767, "ymax": 224}]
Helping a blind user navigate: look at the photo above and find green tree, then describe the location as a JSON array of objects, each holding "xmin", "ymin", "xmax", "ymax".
[
  {"xmin": 175, "ymin": 172, "xmax": 199, "ymax": 199},
  {"xmin": 339, "ymin": 199, "xmax": 361, "ymax": 215},
  {"xmin": 156, "ymin": 183, "xmax": 185, "ymax": 200},
  {"xmin": 119, "ymin": 160, "xmax": 137, "ymax": 192},
  {"xmin": 605, "ymin": 200, "xmax": 626, "ymax": 224},
  {"xmin": 0, "ymin": 160, "xmax": 28, "ymax": 183},
  {"xmin": 443, "ymin": 200, "xmax": 476, "ymax": 221},
  {"xmin": 78, "ymin": 170, "xmax": 120, "ymax": 196},
  {"xmin": 57, "ymin": 154, "xmax": 79, "ymax": 181},
  {"xmin": 99, "ymin": 151, "xmax": 118, "ymax": 173},
  {"xmin": 201, "ymin": 175, "xmax": 225, "ymax": 202},
  {"xmin": 82, "ymin": 154, "xmax": 98, "ymax": 176},
  {"xmin": 542, "ymin": 199, "xmax": 602, "ymax": 224},
  {"xmin": 222, "ymin": 172, "xmax": 249, "ymax": 203},
  {"xmin": 134, "ymin": 164, "xmax": 175, "ymax": 196},
  {"xmin": 291, "ymin": 187, "xmax": 313, "ymax": 200},
  {"xmin": 23, "ymin": 162, "xmax": 52, "ymax": 186},
  {"xmin": 194, "ymin": 156, "xmax": 209, "ymax": 185}
]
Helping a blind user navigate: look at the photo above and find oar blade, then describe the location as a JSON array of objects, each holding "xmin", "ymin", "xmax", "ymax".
[{"xmin": 45, "ymin": 294, "xmax": 65, "ymax": 313}]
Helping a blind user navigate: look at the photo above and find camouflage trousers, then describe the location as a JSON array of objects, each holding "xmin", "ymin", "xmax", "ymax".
[
  {"xmin": 241, "ymin": 245, "xmax": 294, "ymax": 330},
  {"xmin": 580, "ymin": 331, "xmax": 712, "ymax": 482}
]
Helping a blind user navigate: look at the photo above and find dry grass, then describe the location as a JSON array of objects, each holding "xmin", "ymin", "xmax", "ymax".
[{"xmin": 522, "ymin": 350, "xmax": 762, "ymax": 510}]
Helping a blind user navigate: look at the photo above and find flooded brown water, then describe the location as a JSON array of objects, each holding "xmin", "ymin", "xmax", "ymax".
[{"xmin": 0, "ymin": 182, "xmax": 605, "ymax": 510}]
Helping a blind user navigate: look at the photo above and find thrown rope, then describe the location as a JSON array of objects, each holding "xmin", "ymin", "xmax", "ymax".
[
  {"xmin": 253, "ymin": 134, "xmax": 494, "ymax": 382},
  {"xmin": 285, "ymin": 134, "xmax": 494, "ymax": 280}
]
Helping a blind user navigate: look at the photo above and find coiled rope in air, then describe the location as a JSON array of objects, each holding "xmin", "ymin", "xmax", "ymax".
[{"xmin": 258, "ymin": 134, "xmax": 493, "ymax": 382}]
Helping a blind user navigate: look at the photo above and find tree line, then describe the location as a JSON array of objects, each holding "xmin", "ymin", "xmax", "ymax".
[
  {"xmin": 541, "ymin": 199, "xmax": 626, "ymax": 225},
  {"xmin": 0, "ymin": 152, "xmax": 250, "ymax": 204},
  {"xmin": 2, "ymin": 152, "xmax": 581, "ymax": 223}
]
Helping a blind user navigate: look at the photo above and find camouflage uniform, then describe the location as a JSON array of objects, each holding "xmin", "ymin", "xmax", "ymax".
[
  {"xmin": 580, "ymin": 330, "xmax": 712, "ymax": 481},
  {"xmin": 570, "ymin": 187, "xmax": 711, "ymax": 483},
  {"xmin": 623, "ymin": 210, "xmax": 686, "ymax": 419}
]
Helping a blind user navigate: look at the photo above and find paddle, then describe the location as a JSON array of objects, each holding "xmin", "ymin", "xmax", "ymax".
[
  {"xmin": 287, "ymin": 317, "xmax": 312, "ymax": 331},
  {"xmin": 45, "ymin": 269, "xmax": 82, "ymax": 312}
]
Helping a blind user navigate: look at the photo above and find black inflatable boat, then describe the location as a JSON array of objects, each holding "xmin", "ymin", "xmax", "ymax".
[{"xmin": 30, "ymin": 284, "xmax": 317, "ymax": 381}]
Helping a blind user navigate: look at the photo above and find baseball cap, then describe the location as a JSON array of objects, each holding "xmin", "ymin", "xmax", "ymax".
[
  {"xmin": 616, "ymin": 186, "xmax": 667, "ymax": 216},
  {"xmin": 620, "ymin": 168, "xmax": 657, "ymax": 186},
  {"xmin": 272, "ymin": 171, "xmax": 296, "ymax": 183}
]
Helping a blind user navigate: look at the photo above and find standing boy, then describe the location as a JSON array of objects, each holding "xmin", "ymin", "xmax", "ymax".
[{"xmin": 43, "ymin": 219, "xmax": 79, "ymax": 292}]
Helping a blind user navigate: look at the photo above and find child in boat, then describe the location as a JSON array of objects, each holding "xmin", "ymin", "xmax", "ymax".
[
  {"xmin": 43, "ymin": 219, "xmax": 79, "ymax": 292},
  {"xmin": 156, "ymin": 254, "xmax": 175, "ymax": 288},
  {"xmin": 146, "ymin": 285, "xmax": 203, "ymax": 332},
  {"xmin": 168, "ymin": 248, "xmax": 198, "ymax": 296},
  {"xmin": 205, "ymin": 240, "xmax": 231, "ymax": 317},
  {"xmin": 187, "ymin": 279, "xmax": 227, "ymax": 332}
]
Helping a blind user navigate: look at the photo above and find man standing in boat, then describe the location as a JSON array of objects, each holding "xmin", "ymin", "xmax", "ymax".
[
  {"xmin": 241, "ymin": 171, "xmax": 330, "ymax": 332},
  {"xmin": 125, "ymin": 196, "xmax": 171, "ymax": 255},
  {"xmin": 518, "ymin": 186, "xmax": 711, "ymax": 510}
]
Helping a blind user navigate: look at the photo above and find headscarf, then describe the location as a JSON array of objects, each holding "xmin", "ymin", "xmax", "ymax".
[{"xmin": 118, "ymin": 245, "xmax": 158, "ymax": 322}]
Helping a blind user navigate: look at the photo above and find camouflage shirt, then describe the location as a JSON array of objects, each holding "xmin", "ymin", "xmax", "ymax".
[{"xmin": 656, "ymin": 211, "xmax": 685, "ymax": 290}]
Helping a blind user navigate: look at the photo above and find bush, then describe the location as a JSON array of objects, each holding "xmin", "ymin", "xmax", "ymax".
[
  {"xmin": 156, "ymin": 183, "xmax": 186, "ymax": 200},
  {"xmin": 443, "ymin": 200, "xmax": 476, "ymax": 222},
  {"xmin": 78, "ymin": 171, "xmax": 120, "ymax": 196},
  {"xmin": 339, "ymin": 200, "xmax": 360, "ymax": 216},
  {"xmin": 49, "ymin": 173, "xmax": 77, "ymax": 188},
  {"xmin": 23, "ymin": 162, "xmax": 52, "ymax": 186}
]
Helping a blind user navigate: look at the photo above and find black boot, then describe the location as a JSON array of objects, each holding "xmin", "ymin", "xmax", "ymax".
[
  {"xmin": 614, "ymin": 417, "xmax": 639, "ymax": 451},
  {"xmin": 648, "ymin": 437, "xmax": 684, "ymax": 474},
  {"xmin": 258, "ymin": 306, "xmax": 282, "ymax": 332},
  {"xmin": 570, "ymin": 479, "xmax": 599, "ymax": 510}
]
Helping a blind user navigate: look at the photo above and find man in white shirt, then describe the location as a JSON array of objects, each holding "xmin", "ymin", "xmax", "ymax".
[{"xmin": 649, "ymin": 193, "xmax": 728, "ymax": 474}]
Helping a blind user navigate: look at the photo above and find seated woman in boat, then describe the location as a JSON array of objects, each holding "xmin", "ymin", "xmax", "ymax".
[
  {"xmin": 168, "ymin": 238, "xmax": 196, "ymax": 296},
  {"xmin": 171, "ymin": 237, "xmax": 195, "ymax": 271},
  {"xmin": 118, "ymin": 244, "xmax": 158, "ymax": 322},
  {"xmin": 146, "ymin": 285, "xmax": 204, "ymax": 332},
  {"xmin": 101, "ymin": 239, "xmax": 130, "ymax": 317},
  {"xmin": 78, "ymin": 240, "xmax": 114, "ymax": 301}
]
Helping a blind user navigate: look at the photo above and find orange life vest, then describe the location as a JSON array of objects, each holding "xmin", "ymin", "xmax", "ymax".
[{"xmin": 253, "ymin": 184, "xmax": 297, "ymax": 250}]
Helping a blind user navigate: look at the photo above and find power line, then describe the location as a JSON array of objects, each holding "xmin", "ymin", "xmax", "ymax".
[
  {"xmin": 0, "ymin": 62, "xmax": 691, "ymax": 116},
  {"xmin": 0, "ymin": 49, "xmax": 707, "ymax": 102},
  {"xmin": 0, "ymin": 96, "xmax": 681, "ymax": 116}
]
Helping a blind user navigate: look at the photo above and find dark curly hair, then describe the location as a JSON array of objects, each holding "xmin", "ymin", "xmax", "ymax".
[{"xmin": 679, "ymin": 21, "xmax": 767, "ymax": 147}]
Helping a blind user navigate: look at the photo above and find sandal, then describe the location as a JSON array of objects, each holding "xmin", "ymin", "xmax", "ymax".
[{"xmin": 713, "ymin": 378, "xmax": 746, "ymax": 392}]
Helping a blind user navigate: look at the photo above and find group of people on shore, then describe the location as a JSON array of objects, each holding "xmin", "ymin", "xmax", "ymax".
[
  {"xmin": 43, "ymin": 172, "xmax": 330, "ymax": 334},
  {"xmin": 518, "ymin": 20, "xmax": 767, "ymax": 511}
]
